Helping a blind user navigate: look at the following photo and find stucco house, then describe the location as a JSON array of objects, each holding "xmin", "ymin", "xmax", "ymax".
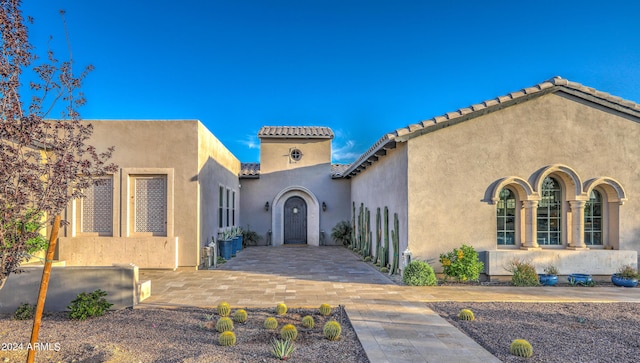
[{"xmin": 56, "ymin": 77, "xmax": 640, "ymax": 278}]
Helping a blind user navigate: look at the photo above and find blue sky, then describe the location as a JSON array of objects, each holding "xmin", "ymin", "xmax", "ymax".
[{"xmin": 22, "ymin": 1, "xmax": 640, "ymax": 163}]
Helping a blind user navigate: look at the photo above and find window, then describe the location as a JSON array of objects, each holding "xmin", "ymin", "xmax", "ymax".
[
  {"xmin": 537, "ymin": 176, "xmax": 562, "ymax": 245},
  {"xmin": 290, "ymin": 148, "xmax": 302, "ymax": 161},
  {"xmin": 131, "ymin": 175, "xmax": 167, "ymax": 236},
  {"xmin": 225, "ymin": 188, "xmax": 230, "ymax": 227},
  {"xmin": 232, "ymin": 190, "xmax": 236, "ymax": 226},
  {"xmin": 218, "ymin": 186, "xmax": 224, "ymax": 228},
  {"xmin": 584, "ymin": 190, "xmax": 602, "ymax": 245},
  {"xmin": 496, "ymin": 188, "xmax": 516, "ymax": 245},
  {"xmin": 79, "ymin": 177, "xmax": 113, "ymax": 236}
]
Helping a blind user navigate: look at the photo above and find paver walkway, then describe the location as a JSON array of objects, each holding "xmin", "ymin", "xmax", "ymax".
[{"xmin": 140, "ymin": 246, "xmax": 640, "ymax": 363}]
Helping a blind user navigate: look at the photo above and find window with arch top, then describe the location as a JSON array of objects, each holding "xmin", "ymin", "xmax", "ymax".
[
  {"xmin": 537, "ymin": 176, "xmax": 562, "ymax": 245},
  {"xmin": 584, "ymin": 190, "xmax": 602, "ymax": 245},
  {"xmin": 496, "ymin": 188, "xmax": 516, "ymax": 245}
]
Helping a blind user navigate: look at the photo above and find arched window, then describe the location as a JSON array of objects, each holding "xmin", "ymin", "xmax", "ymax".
[
  {"xmin": 497, "ymin": 188, "xmax": 516, "ymax": 245},
  {"xmin": 537, "ymin": 176, "xmax": 562, "ymax": 245},
  {"xmin": 584, "ymin": 190, "xmax": 602, "ymax": 245}
]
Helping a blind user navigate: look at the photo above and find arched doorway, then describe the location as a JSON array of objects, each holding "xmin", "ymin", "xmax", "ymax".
[{"xmin": 284, "ymin": 196, "xmax": 307, "ymax": 244}]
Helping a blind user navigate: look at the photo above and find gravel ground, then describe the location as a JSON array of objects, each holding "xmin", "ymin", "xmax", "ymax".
[
  {"xmin": 428, "ymin": 302, "xmax": 640, "ymax": 363},
  {"xmin": 0, "ymin": 307, "xmax": 368, "ymax": 363}
]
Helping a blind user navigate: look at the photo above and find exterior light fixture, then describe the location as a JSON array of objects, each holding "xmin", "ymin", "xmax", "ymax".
[
  {"xmin": 265, "ymin": 201, "xmax": 269, "ymax": 211},
  {"xmin": 322, "ymin": 202, "xmax": 327, "ymax": 211}
]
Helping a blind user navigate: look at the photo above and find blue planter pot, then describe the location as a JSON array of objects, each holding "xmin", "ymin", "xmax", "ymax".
[
  {"xmin": 568, "ymin": 273, "xmax": 593, "ymax": 286},
  {"xmin": 539, "ymin": 274, "xmax": 558, "ymax": 286},
  {"xmin": 219, "ymin": 239, "xmax": 232, "ymax": 260},
  {"xmin": 236, "ymin": 236, "xmax": 243, "ymax": 252},
  {"xmin": 231, "ymin": 237, "xmax": 238, "ymax": 257},
  {"xmin": 611, "ymin": 274, "xmax": 639, "ymax": 288}
]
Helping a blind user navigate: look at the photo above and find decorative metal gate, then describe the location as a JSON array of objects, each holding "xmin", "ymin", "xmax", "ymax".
[{"xmin": 284, "ymin": 196, "xmax": 307, "ymax": 244}]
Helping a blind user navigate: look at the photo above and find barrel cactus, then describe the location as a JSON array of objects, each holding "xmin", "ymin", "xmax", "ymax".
[
  {"xmin": 233, "ymin": 309, "xmax": 248, "ymax": 323},
  {"xmin": 218, "ymin": 331, "xmax": 236, "ymax": 346},
  {"xmin": 275, "ymin": 303, "xmax": 287, "ymax": 315},
  {"xmin": 217, "ymin": 302, "xmax": 231, "ymax": 317},
  {"xmin": 323, "ymin": 320, "xmax": 342, "ymax": 341},
  {"xmin": 302, "ymin": 315, "xmax": 315, "ymax": 329},
  {"xmin": 280, "ymin": 324, "xmax": 298, "ymax": 341},
  {"xmin": 264, "ymin": 317, "xmax": 278, "ymax": 330},
  {"xmin": 510, "ymin": 339, "xmax": 533, "ymax": 358},
  {"xmin": 458, "ymin": 309, "xmax": 475, "ymax": 321},
  {"xmin": 216, "ymin": 317, "xmax": 234, "ymax": 332},
  {"xmin": 319, "ymin": 303, "xmax": 332, "ymax": 316}
]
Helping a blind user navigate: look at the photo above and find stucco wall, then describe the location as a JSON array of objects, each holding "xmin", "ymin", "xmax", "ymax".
[
  {"xmin": 60, "ymin": 120, "xmax": 201, "ymax": 268},
  {"xmin": 240, "ymin": 164, "xmax": 350, "ymax": 246},
  {"xmin": 350, "ymin": 143, "xmax": 408, "ymax": 264},
  {"xmin": 405, "ymin": 92, "xmax": 640, "ymax": 267},
  {"xmin": 197, "ymin": 122, "xmax": 241, "ymax": 267},
  {"xmin": 260, "ymin": 138, "xmax": 332, "ymax": 174}
]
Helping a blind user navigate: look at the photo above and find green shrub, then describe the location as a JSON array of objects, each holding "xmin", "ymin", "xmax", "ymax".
[
  {"xmin": 67, "ymin": 289, "xmax": 113, "ymax": 320},
  {"xmin": 319, "ymin": 303, "xmax": 332, "ymax": 316},
  {"xmin": 331, "ymin": 221, "xmax": 352, "ymax": 246},
  {"xmin": 457, "ymin": 309, "xmax": 475, "ymax": 321},
  {"xmin": 505, "ymin": 258, "xmax": 539, "ymax": 286},
  {"xmin": 323, "ymin": 320, "xmax": 342, "ymax": 341},
  {"xmin": 402, "ymin": 260, "xmax": 437, "ymax": 286},
  {"xmin": 270, "ymin": 338, "xmax": 295, "ymax": 360},
  {"xmin": 380, "ymin": 267, "xmax": 389, "ymax": 273},
  {"xmin": 275, "ymin": 303, "xmax": 287, "ymax": 315},
  {"xmin": 280, "ymin": 324, "xmax": 298, "ymax": 341},
  {"xmin": 216, "ymin": 317, "xmax": 234, "ymax": 332},
  {"xmin": 302, "ymin": 315, "xmax": 314, "ymax": 329},
  {"xmin": 218, "ymin": 331, "xmax": 236, "ymax": 346},
  {"xmin": 14, "ymin": 303, "xmax": 35, "ymax": 320},
  {"xmin": 217, "ymin": 302, "xmax": 231, "ymax": 316},
  {"xmin": 439, "ymin": 244, "xmax": 484, "ymax": 282},
  {"xmin": 264, "ymin": 317, "xmax": 278, "ymax": 330},
  {"xmin": 233, "ymin": 309, "xmax": 248, "ymax": 323},
  {"xmin": 510, "ymin": 339, "xmax": 533, "ymax": 358}
]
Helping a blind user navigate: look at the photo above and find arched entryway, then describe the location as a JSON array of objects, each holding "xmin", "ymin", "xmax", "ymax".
[
  {"xmin": 284, "ymin": 196, "xmax": 307, "ymax": 244},
  {"xmin": 271, "ymin": 186, "xmax": 320, "ymax": 246}
]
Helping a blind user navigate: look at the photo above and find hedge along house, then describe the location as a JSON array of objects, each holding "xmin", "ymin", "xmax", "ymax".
[
  {"xmin": 57, "ymin": 120, "xmax": 241, "ymax": 269},
  {"xmin": 239, "ymin": 126, "xmax": 351, "ymax": 247},
  {"xmin": 345, "ymin": 77, "xmax": 639, "ymax": 277}
]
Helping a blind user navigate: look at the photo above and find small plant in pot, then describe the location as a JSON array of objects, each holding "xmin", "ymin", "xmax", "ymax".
[
  {"xmin": 611, "ymin": 265, "xmax": 639, "ymax": 288},
  {"xmin": 539, "ymin": 264, "xmax": 559, "ymax": 286}
]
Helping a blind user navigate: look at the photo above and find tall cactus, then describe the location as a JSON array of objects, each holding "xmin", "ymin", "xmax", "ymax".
[
  {"xmin": 381, "ymin": 207, "xmax": 389, "ymax": 268},
  {"xmin": 358, "ymin": 203, "xmax": 364, "ymax": 252},
  {"xmin": 375, "ymin": 207, "xmax": 381, "ymax": 265},
  {"xmin": 389, "ymin": 212, "xmax": 400, "ymax": 275},
  {"xmin": 363, "ymin": 208, "xmax": 371, "ymax": 257},
  {"xmin": 351, "ymin": 202, "xmax": 356, "ymax": 248}
]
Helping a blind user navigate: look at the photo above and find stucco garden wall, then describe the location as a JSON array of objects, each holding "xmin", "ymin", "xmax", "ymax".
[
  {"xmin": 405, "ymin": 92, "xmax": 640, "ymax": 272},
  {"xmin": 350, "ymin": 143, "xmax": 408, "ymax": 264}
]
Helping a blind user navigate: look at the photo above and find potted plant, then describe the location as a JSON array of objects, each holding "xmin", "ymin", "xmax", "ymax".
[
  {"xmin": 539, "ymin": 264, "xmax": 559, "ymax": 286},
  {"xmin": 611, "ymin": 265, "xmax": 639, "ymax": 288},
  {"xmin": 234, "ymin": 227, "xmax": 243, "ymax": 252},
  {"xmin": 568, "ymin": 273, "xmax": 594, "ymax": 286},
  {"xmin": 218, "ymin": 230, "xmax": 234, "ymax": 260}
]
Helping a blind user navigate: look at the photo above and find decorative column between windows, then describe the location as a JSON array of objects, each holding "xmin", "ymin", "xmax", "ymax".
[
  {"xmin": 568, "ymin": 200, "xmax": 589, "ymax": 250},
  {"xmin": 521, "ymin": 200, "xmax": 541, "ymax": 250}
]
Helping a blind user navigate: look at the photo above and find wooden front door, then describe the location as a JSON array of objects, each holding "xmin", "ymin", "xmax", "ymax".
[{"xmin": 284, "ymin": 196, "xmax": 307, "ymax": 244}]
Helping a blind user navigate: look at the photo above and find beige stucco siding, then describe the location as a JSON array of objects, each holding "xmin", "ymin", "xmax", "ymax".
[
  {"xmin": 260, "ymin": 138, "xmax": 332, "ymax": 174},
  {"xmin": 406, "ymin": 92, "xmax": 640, "ymax": 265},
  {"xmin": 60, "ymin": 121, "xmax": 204, "ymax": 268},
  {"xmin": 350, "ymin": 143, "xmax": 408, "ymax": 262}
]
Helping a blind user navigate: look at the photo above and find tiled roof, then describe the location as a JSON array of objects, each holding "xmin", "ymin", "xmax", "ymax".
[
  {"xmin": 342, "ymin": 76, "xmax": 640, "ymax": 178},
  {"xmin": 258, "ymin": 126, "xmax": 334, "ymax": 139},
  {"xmin": 239, "ymin": 162, "xmax": 260, "ymax": 178},
  {"xmin": 331, "ymin": 164, "xmax": 350, "ymax": 178}
]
